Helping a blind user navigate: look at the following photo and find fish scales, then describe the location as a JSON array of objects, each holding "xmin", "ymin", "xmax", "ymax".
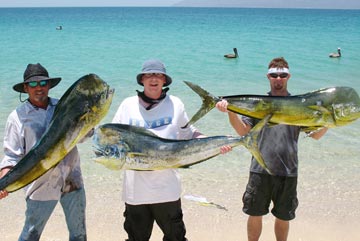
[
  {"xmin": 92, "ymin": 115, "xmax": 272, "ymax": 173},
  {"xmin": 183, "ymin": 81, "xmax": 360, "ymax": 129}
]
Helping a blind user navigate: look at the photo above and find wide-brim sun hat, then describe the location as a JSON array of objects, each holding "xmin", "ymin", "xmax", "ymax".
[
  {"xmin": 136, "ymin": 59, "xmax": 172, "ymax": 86},
  {"xmin": 13, "ymin": 63, "xmax": 62, "ymax": 93}
]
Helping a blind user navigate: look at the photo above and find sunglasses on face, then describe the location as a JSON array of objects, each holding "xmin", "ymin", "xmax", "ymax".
[
  {"xmin": 269, "ymin": 73, "xmax": 289, "ymax": 79},
  {"xmin": 27, "ymin": 80, "xmax": 48, "ymax": 88},
  {"xmin": 143, "ymin": 73, "xmax": 164, "ymax": 78}
]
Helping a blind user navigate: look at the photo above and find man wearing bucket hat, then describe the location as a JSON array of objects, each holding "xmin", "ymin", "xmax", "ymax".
[
  {"xmin": 0, "ymin": 63, "xmax": 87, "ymax": 241},
  {"xmin": 112, "ymin": 59, "xmax": 231, "ymax": 241}
]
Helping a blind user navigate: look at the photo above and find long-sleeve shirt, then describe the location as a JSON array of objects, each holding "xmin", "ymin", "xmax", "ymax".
[{"xmin": 0, "ymin": 98, "xmax": 83, "ymax": 201}]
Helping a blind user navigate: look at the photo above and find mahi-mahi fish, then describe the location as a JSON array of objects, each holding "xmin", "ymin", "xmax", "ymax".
[
  {"xmin": 182, "ymin": 81, "xmax": 360, "ymax": 129},
  {"xmin": 0, "ymin": 74, "xmax": 114, "ymax": 193},
  {"xmin": 92, "ymin": 115, "xmax": 272, "ymax": 174}
]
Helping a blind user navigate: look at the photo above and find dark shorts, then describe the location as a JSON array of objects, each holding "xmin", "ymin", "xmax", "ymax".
[
  {"xmin": 124, "ymin": 199, "xmax": 187, "ymax": 241},
  {"xmin": 242, "ymin": 172, "xmax": 298, "ymax": 221}
]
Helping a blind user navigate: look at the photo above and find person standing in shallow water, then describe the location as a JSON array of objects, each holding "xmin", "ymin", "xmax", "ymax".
[
  {"xmin": 112, "ymin": 59, "xmax": 231, "ymax": 241},
  {"xmin": 216, "ymin": 57, "xmax": 328, "ymax": 241},
  {"xmin": 0, "ymin": 63, "xmax": 87, "ymax": 241}
]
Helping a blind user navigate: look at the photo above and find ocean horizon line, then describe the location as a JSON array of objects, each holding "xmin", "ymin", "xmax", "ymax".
[{"xmin": 0, "ymin": 6, "xmax": 359, "ymax": 10}]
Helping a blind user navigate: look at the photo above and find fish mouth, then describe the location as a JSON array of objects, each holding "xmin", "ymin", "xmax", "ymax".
[
  {"xmin": 92, "ymin": 146, "xmax": 104, "ymax": 157},
  {"xmin": 107, "ymin": 88, "xmax": 115, "ymax": 98},
  {"xmin": 92, "ymin": 145, "xmax": 121, "ymax": 158}
]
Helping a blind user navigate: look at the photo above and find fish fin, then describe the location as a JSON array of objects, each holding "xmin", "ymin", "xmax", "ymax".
[
  {"xmin": 94, "ymin": 157, "xmax": 125, "ymax": 170},
  {"xmin": 303, "ymin": 127, "xmax": 327, "ymax": 138},
  {"xmin": 127, "ymin": 152, "xmax": 147, "ymax": 158},
  {"xmin": 300, "ymin": 126, "xmax": 324, "ymax": 133},
  {"xmin": 105, "ymin": 123, "xmax": 161, "ymax": 139},
  {"xmin": 182, "ymin": 81, "xmax": 220, "ymax": 128},
  {"xmin": 308, "ymin": 105, "xmax": 331, "ymax": 114},
  {"xmin": 178, "ymin": 155, "xmax": 219, "ymax": 169},
  {"xmin": 178, "ymin": 165, "xmax": 192, "ymax": 169},
  {"xmin": 243, "ymin": 115, "xmax": 273, "ymax": 175}
]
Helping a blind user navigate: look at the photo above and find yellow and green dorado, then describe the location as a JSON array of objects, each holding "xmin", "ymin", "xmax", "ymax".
[
  {"xmin": 0, "ymin": 74, "xmax": 114, "ymax": 193},
  {"xmin": 93, "ymin": 115, "xmax": 273, "ymax": 174},
  {"xmin": 182, "ymin": 81, "xmax": 360, "ymax": 130}
]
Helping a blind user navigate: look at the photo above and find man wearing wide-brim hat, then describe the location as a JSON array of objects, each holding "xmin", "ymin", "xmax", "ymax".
[
  {"xmin": 13, "ymin": 63, "xmax": 62, "ymax": 93},
  {"xmin": 0, "ymin": 63, "xmax": 87, "ymax": 240}
]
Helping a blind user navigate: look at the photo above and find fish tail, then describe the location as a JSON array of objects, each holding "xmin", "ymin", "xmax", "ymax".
[
  {"xmin": 182, "ymin": 81, "xmax": 221, "ymax": 128},
  {"xmin": 243, "ymin": 115, "xmax": 273, "ymax": 175}
]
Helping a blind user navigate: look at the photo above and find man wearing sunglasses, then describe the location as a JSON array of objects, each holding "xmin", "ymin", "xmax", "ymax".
[
  {"xmin": 216, "ymin": 57, "xmax": 327, "ymax": 241},
  {"xmin": 0, "ymin": 63, "xmax": 87, "ymax": 241}
]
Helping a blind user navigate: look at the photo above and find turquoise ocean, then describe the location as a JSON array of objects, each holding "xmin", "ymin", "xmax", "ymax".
[{"xmin": 0, "ymin": 7, "xmax": 360, "ymax": 240}]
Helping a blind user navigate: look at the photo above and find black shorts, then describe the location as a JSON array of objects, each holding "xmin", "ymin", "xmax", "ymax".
[{"xmin": 242, "ymin": 172, "xmax": 298, "ymax": 221}]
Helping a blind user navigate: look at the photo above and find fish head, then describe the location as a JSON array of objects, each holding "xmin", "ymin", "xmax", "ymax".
[
  {"xmin": 52, "ymin": 73, "xmax": 115, "ymax": 146},
  {"xmin": 92, "ymin": 124, "xmax": 128, "ymax": 170},
  {"xmin": 333, "ymin": 103, "xmax": 360, "ymax": 125},
  {"xmin": 93, "ymin": 143, "xmax": 127, "ymax": 171},
  {"xmin": 70, "ymin": 74, "xmax": 114, "ymax": 142},
  {"xmin": 331, "ymin": 87, "xmax": 360, "ymax": 126},
  {"xmin": 76, "ymin": 73, "xmax": 114, "ymax": 123}
]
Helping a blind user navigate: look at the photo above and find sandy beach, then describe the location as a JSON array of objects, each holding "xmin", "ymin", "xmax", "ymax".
[{"xmin": 1, "ymin": 142, "xmax": 359, "ymax": 241}]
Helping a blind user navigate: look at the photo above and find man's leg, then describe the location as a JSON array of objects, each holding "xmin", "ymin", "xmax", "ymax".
[
  {"xmin": 61, "ymin": 188, "xmax": 87, "ymax": 241},
  {"xmin": 124, "ymin": 203, "xmax": 154, "ymax": 241},
  {"xmin": 247, "ymin": 215, "xmax": 262, "ymax": 241},
  {"xmin": 152, "ymin": 199, "xmax": 187, "ymax": 241},
  {"xmin": 19, "ymin": 198, "xmax": 57, "ymax": 241},
  {"xmin": 274, "ymin": 218, "xmax": 289, "ymax": 241}
]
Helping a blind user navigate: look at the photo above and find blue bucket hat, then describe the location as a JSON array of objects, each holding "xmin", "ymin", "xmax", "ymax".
[{"xmin": 136, "ymin": 59, "xmax": 172, "ymax": 86}]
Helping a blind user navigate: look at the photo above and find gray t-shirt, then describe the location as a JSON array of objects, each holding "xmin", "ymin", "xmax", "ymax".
[{"xmin": 243, "ymin": 116, "xmax": 301, "ymax": 176}]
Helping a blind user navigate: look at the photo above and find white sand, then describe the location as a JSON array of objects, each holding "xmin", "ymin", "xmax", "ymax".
[
  {"xmin": 1, "ymin": 155, "xmax": 359, "ymax": 241},
  {"xmin": 2, "ymin": 125, "xmax": 360, "ymax": 241}
]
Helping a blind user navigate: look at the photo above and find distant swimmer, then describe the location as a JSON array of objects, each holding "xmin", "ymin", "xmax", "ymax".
[
  {"xmin": 329, "ymin": 47, "xmax": 341, "ymax": 58},
  {"xmin": 56, "ymin": 25, "xmax": 63, "ymax": 30},
  {"xmin": 224, "ymin": 48, "xmax": 238, "ymax": 58}
]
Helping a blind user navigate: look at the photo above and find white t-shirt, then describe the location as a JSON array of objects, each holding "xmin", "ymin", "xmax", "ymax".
[{"xmin": 112, "ymin": 94, "xmax": 197, "ymax": 205}]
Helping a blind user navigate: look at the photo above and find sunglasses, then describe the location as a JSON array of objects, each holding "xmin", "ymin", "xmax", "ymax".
[
  {"xmin": 269, "ymin": 73, "xmax": 289, "ymax": 78},
  {"xmin": 143, "ymin": 73, "xmax": 164, "ymax": 78},
  {"xmin": 27, "ymin": 80, "xmax": 48, "ymax": 88}
]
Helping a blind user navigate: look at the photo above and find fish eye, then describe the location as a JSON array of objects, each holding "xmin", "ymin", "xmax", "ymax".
[{"xmin": 104, "ymin": 146, "xmax": 112, "ymax": 155}]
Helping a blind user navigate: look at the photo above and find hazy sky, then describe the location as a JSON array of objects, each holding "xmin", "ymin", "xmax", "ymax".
[
  {"xmin": 0, "ymin": 0, "xmax": 179, "ymax": 7},
  {"xmin": 0, "ymin": 0, "xmax": 359, "ymax": 8}
]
